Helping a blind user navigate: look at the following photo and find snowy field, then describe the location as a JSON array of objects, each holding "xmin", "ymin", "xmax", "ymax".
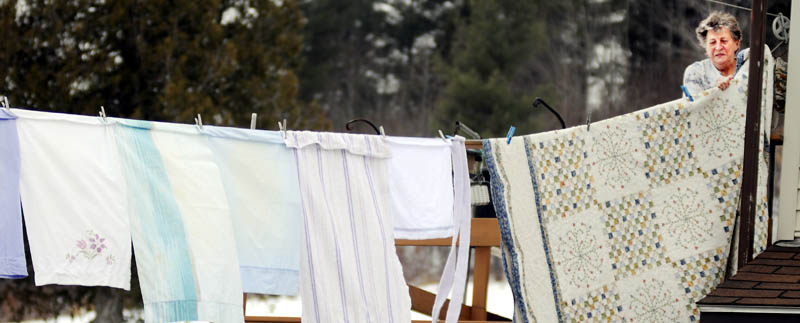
[
  {"xmin": 21, "ymin": 279, "xmax": 514, "ymax": 322},
  {"xmin": 244, "ymin": 279, "xmax": 514, "ymax": 320}
]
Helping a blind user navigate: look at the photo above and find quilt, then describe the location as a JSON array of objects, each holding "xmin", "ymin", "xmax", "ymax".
[{"xmin": 484, "ymin": 50, "xmax": 773, "ymax": 322}]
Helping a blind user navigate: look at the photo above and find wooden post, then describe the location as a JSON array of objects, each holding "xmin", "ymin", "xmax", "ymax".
[
  {"xmin": 737, "ymin": 0, "xmax": 768, "ymax": 269},
  {"xmin": 471, "ymin": 247, "xmax": 491, "ymax": 321},
  {"xmin": 243, "ymin": 293, "xmax": 248, "ymax": 315}
]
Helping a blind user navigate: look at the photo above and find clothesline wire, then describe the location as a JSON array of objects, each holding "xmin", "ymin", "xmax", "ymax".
[{"xmin": 703, "ymin": 0, "xmax": 779, "ymax": 17}]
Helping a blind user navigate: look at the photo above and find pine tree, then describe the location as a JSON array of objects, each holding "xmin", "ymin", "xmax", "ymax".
[
  {"xmin": 0, "ymin": 0, "xmax": 328, "ymax": 130},
  {"xmin": 432, "ymin": 0, "xmax": 554, "ymax": 138}
]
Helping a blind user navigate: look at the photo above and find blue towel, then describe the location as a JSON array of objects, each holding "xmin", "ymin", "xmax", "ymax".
[{"xmin": 0, "ymin": 109, "xmax": 26, "ymax": 279}]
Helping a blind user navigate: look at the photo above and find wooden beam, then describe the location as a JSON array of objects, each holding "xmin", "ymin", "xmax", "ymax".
[
  {"xmin": 738, "ymin": 0, "xmax": 768, "ymax": 268},
  {"xmin": 409, "ymin": 284, "xmax": 472, "ymax": 320},
  {"xmin": 466, "ymin": 140, "xmax": 483, "ymax": 150},
  {"xmin": 471, "ymin": 247, "xmax": 492, "ymax": 320},
  {"xmin": 395, "ymin": 218, "xmax": 501, "ymax": 247}
]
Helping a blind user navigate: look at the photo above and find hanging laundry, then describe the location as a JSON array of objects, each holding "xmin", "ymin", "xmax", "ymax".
[
  {"xmin": 430, "ymin": 136, "xmax": 472, "ymax": 323},
  {"xmin": 203, "ymin": 126, "xmax": 302, "ymax": 296},
  {"xmin": 15, "ymin": 109, "xmax": 131, "ymax": 289},
  {"xmin": 115, "ymin": 120, "xmax": 243, "ymax": 323},
  {"xmin": 0, "ymin": 109, "xmax": 26, "ymax": 279},
  {"xmin": 483, "ymin": 50, "xmax": 773, "ymax": 323},
  {"xmin": 285, "ymin": 131, "xmax": 410, "ymax": 323},
  {"xmin": 386, "ymin": 136, "xmax": 455, "ymax": 239}
]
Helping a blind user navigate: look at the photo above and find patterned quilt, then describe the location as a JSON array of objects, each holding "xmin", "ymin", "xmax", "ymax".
[{"xmin": 484, "ymin": 50, "xmax": 773, "ymax": 322}]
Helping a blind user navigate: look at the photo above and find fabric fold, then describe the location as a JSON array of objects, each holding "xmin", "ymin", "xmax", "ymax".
[
  {"xmin": 288, "ymin": 131, "xmax": 410, "ymax": 323},
  {"xmin": 284, "ymin": 130, "xmax": 391, "ymax": 158},
  {"xmin": 0, "ymin": 109, "xmax": 26, "ymax": 279},
  {"xmin": 15, "ymin": 109, "xmax": 131, "ymax": 289},
  {"xmin": 203, "ymin": 125, "xmax": 302, "ymax": 296}
]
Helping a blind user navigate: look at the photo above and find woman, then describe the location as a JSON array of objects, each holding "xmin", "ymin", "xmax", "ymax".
[{"xmin": 683, "ymin": 11, "xmax": 749, "ymax": 96}]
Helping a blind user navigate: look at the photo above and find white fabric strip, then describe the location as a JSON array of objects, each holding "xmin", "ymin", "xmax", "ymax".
[{"xmin": 431, "ymin": 135, "xmax": 471, "ymax": 323}]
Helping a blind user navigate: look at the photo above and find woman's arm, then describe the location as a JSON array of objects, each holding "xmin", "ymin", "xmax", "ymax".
[{"xmin": 683, "ymin": 62, "xmax": 706, "ymax": 97}]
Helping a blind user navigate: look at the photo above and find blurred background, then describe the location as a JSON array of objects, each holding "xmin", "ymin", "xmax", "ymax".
[{"xmin": 0, "ymin": 0, "xmax": 792, "ymax": 321}]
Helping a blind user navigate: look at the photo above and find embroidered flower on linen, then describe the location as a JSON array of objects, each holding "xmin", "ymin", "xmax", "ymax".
[
  {"xmin": 554, "ymin": 222, "xmax": 604, "ymax": 288},
  {"xmin": 593, "ymin": 125, "xmax": 636, "ymax": 190},
  {"xmin": 66, "ymin": 230, "xmax": 113, "ymax": 264},
  {"xmin": 695, "ymin": 96, "xmax": 741, "ymax": 159},
  {"xmin": 661, "ymin": 188, "xmax": 713, "ymax": 250},
  {"xmin": 629, "ymin": 279, "xmax": 682, "ymax": 322}
]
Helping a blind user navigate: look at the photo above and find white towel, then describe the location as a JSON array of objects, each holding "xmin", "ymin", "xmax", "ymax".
[
  {"xmin": 386, "ymin": 136, "xmax": 455, "ymax": 239},
  {"xmin": 285, "ymin": 131, "xmax": 411, "ymax": 323},
  {"xmin": 15, "ymin": 109, "xmax": 131, "ymax": 289},
  {"xmin": 203, "ymin": 126, "xmax": 302, "ymax": 295},
  {"xmin": 0, "ymin": 109, "xmax": 26, "ymax": 279},
  {"xmin": 115, "ymin": 120, "xmax": 243, "ymax": 323}
]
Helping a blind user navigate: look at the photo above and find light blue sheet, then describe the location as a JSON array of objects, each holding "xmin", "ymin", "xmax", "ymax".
[
  {"xmin": 203, "ymin": 126, "xmax": 302, "ymax": 295},
  {"xmin": 0, "ymin": 109, "xmax": 26, "ymax": 279}
]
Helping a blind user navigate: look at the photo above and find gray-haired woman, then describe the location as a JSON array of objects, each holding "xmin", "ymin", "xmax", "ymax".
[{"xmin": 683, "ymin": 11, "xmax": 749, "ymax": 96}]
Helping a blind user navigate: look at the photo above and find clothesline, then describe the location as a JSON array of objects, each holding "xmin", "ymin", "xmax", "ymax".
[{"xmin": 0, "ymin": 109, "xmax": 474, "ymax": 323}]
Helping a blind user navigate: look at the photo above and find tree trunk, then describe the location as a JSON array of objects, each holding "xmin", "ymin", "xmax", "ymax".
[{"xmin": 91, "ymin": 287, "xmax": 124, "ymax": 323}]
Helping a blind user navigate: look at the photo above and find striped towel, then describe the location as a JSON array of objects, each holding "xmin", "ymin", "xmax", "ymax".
[
  {"xmin": 0, "ymin": 109, "xmax": 26, "ymax": 279},
  {"xmin": 15, "ymin": 109, "xmax": 131, "ymax": 289},
  {"xmin": 203, "ymin": 126, "xmax": 302, "ymax": 296},
  {"xmin": 484, "ymin": 50, "xmax": 773, "ymax": 322},
  {"xmin": 116, "ymin": 120, "xmax": 243, "ymax": 323},
  {"xmin": 286, "ymin": 131, "xmax": 411, "ymax": 323}
]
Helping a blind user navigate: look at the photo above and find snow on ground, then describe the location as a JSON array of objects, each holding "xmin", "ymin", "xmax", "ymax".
[
  {"xmin": 245, "ymin": 278, "xmax": 514, "ymax": 320},
  {"xmin": 20, "ymin": 279, "xmax": 514, "ymax": 321}
]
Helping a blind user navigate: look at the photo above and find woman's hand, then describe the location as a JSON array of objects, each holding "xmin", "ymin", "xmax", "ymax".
[{"xmin": 716, "ymin": 75, "xmax": 734, "ymax": 91}]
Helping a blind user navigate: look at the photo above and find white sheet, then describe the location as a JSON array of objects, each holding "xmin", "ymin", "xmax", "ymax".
[{"xmin": 15, "ymin": 109, "xmax": 131, "ymax": 289}]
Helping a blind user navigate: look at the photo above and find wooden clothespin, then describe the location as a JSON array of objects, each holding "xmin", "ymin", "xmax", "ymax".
[
  {"xmin": 195, "ymin": 114, "xmax": 203, "ymax": 130},
  {"xmin": 99, "ymin": 106, "xmax": 107, "ymax": 122}
]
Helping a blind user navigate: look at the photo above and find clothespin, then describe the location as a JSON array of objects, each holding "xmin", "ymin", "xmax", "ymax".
[
  {"xmin": 681, "ymin": 85, "xmax": 694, "ymax": 102},
  {"xmin": 195, "ymin": 114, "xmax": 203, "ymax": 130},
  {"xmin": 379, "ymin": 126, "xmax": 386, "ymax": 137},
  {"xmin": 585, "ymin": 113, "xmax": 591, "ymax": 131},
  {"xmin": 278, "ymin": 118, "xmax": 287, "ymax": 139},
  {"xmin": 438, "ymin": 130, "xmax": 447, "ymax": 141},
  {"xmin": 1, "ymin": 96, "xmax": 17, "ymax": 117},
  {"xmin": 250, "ymin": 113, "xmax": 257, "ymax": 130},
  {"xmin": 506, "ymin": 126, "xmax": 516, "ymax": 144},
  {"xmin": 99, "ymin": 106, "xmax": 107, "ymax": 122}
]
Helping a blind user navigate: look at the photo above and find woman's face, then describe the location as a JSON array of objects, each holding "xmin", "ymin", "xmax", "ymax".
[{"xmin": 705, "ymin": 27, "xmax": 740, "ymax": 71}]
